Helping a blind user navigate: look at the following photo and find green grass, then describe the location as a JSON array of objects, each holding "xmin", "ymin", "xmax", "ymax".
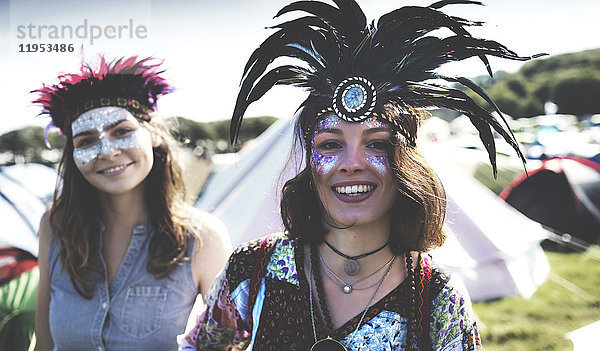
[
  {"xmin": 473, "ymin": 246, "xmax": 600, "ymax": 350},
  {"xmin": 472, "ymin": 161, "xmax": 522, "ymax": 195}
]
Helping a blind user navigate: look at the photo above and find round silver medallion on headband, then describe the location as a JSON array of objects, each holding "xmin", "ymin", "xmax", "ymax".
[{"xmin": 332, "ymin": 76, "xmax": 377, "ymax": 122}]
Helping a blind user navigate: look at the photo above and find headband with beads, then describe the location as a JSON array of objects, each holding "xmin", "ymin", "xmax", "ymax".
[{"xmin": 33, "ymin": 56, "xmax": 172, "ymax": 137}]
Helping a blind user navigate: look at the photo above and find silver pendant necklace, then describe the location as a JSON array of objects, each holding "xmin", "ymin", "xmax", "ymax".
[
  {"xmin": 318, "ymin": 248, "xmax": 396, "ymax": 294},
  {"xmin": 322, "ymin": 238, "xmax": 389, "ymax": 276}
]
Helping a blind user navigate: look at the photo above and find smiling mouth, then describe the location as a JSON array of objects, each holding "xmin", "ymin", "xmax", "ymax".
[
  {"xmin": 98, "ymin": 162, "xmax": 133, "ymax": 175},
  {"xmin": 333, "ymin": 184, "xmax": 376, "ymax": 196}
]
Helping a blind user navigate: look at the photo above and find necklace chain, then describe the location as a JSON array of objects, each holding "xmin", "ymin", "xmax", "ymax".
[
  {"xmin": 318, "ymin": 248, "xmax": 395, "ymax": 293},
  {"xmin": 308, "ymin": 245, "xmax": 397, "ymax": 348}
]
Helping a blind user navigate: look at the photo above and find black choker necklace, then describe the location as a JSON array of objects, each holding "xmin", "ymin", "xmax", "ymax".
[{"xmin": 322, "ymin": 238, "xmax": 389, "ymax": 276}]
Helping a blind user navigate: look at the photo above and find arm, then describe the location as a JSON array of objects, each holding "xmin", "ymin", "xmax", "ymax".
[
  {"xmin": 192, "ymin": 212, "xmax": 232, "ymax": 297},
  {"xmin": 178, "ymin": 261, "xmax": 252, "ymax": 351},
  {"xmin": 429, "ymin": 276, "xmax": 482, "ymax": 351},
  {"xmin": 34, "ymin": 211, "xmax": 54, "ymax": 351}
]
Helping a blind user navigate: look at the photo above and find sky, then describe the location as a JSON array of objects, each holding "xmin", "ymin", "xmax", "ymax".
[{"xmin": 1, "ymin": 0, "xmax": 599, "ymax": 135}]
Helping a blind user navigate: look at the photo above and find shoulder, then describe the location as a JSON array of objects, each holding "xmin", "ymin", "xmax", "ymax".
[
  {"xmin": 424, "ymin": 256, "xmax": 472, "ymax": 313},
  {"xmin": 226, "ymin": 233, "xmax": 296, "ymax": 290},
  {"xmin": 37, "ymin": 209, "xmax": 57, "ymax": 266},
  {"xmin": 183, "ymin": 206, "xmax": 231, "ymax": 249},
  {"xmin": 38, "ymin": 209, "xmax": 55, "ymax": 245},
  {"xmin": 185, "ymin": 207, "xmax": 233, "ymax": 293}
]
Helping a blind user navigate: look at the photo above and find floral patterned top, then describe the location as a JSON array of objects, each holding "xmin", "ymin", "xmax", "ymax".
[{"xmin": 178, "ymin": 234, "xmax": 482, "ymax": 351}]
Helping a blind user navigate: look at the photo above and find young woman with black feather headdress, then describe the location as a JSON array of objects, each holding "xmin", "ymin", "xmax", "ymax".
[{"xmin": 180, "ymin": 1, "xmax": 544, "ymax": 350}]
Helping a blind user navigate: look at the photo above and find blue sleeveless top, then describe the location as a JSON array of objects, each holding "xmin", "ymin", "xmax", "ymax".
[{"xmin": 48, "ymin": 221, "xmax": 198, "ymax": 351}]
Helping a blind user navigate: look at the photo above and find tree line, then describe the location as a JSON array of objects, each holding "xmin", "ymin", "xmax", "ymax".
[
  {"xmin": 0, "ymin": 116, "xmax": 277, "ymax": 166},
  {"xmin": 466, "ymin": 48, "xmax": 600, "ymax": 117}
]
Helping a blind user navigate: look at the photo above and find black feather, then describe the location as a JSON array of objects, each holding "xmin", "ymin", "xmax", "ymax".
[{"xmin": 231, "ymin": 0, "xmax": 545, "ymax": 177}]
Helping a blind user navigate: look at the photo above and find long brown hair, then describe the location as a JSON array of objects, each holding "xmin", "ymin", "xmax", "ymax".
[
  {"xmin": 281, "ymin": 103, "xmax": 446, "ymax": 254},
  {"xmin": 50, "ymin": 113, "xmax": 198, "ymax": 299}
]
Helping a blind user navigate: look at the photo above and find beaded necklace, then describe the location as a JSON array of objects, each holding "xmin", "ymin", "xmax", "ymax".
[{"xmin": 308, "ymin": 243, "xmax": 419, "ymax": 350}]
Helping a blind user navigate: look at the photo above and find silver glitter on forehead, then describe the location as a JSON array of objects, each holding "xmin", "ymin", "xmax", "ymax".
[
  {"xmin": 314, "ymin": 113, "xmax": 341, "ymax": 134},
  {"xmin": 72, "ymin": 106, "xmax": 135, "ymax": 137},
  {"xmin": 359, "ymin": 116, "xmax": 390, "ymax": 129}
]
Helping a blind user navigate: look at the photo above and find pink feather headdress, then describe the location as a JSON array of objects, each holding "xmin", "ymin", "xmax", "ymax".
[{"xmin": 33, "ymin": 56, "xmax": 173, "ymax": 137}]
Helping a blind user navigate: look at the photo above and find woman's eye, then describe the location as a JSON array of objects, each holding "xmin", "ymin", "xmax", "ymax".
[
  {"xmin": 75, "ymin": 138, "xmax": 96, "ymax": 148},
  {"xmin": 368, "ymin": 140, "xmax": 390, "ymax": 151},
  {"xmin": 318, "ymin": 141, "xmax": 341, "ymax": 150},
  {"xmin": 113, "ymin": 128, "xmax": 134, "ymax": 137}
]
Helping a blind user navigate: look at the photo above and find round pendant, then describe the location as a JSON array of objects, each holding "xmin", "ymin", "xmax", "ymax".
[
  {"xmin": 310, "ymin": 337, "xmax": 347, "ymax": 351},
  {"xmin": 343, "ymin": 285, "xmax": 352, "ymax": 294},
  {"xmin": 344, "ymin": 259, "xmax": 359, "ymax": 276}
]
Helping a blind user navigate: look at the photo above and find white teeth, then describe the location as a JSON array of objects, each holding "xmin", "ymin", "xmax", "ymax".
[
  {"xmin": 334, "ymin": 184, "xmax": 374, "ymax": 195},
  {"xmin": 100, "ymin": 164, "xmax": 127, "ymax": 174}
]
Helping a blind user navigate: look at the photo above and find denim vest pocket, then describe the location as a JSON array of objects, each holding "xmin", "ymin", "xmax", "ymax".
[{"xmin": 119, "ymin": 285, "xmax": 168, "ymax": 338}]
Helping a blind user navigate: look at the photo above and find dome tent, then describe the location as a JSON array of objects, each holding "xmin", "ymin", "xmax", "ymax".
[{"xmin": 500, "ymin": 156, "xmax": 600, "ymax": 244}]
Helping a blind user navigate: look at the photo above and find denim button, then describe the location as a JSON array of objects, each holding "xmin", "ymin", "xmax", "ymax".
[{"xmin": 102, "ymin": 302, "xmax": 107, "ymax": 309}]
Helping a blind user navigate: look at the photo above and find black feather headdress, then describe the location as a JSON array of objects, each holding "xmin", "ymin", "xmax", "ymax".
[
  {"xmin": 33, "ymin": 56, "xmax": 173, "ymax": 136},
  {"xmin": 231, "ymin": 0, "xmax": 545, "ymax": 175}
]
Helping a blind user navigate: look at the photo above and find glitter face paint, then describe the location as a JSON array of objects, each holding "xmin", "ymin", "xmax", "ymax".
[
  {"xmin": 366, "ymin": 155, "xmax": 388, "ymax": 176},
  {"xmin": 362, "ymin": 116, "xmax": 391, "ymax": 176},
  {"xmin": 359, "ymin": 116, "xmax": 388, "ymax": 129},
  {"xmin": 310, "ymin": 114, "xmax": 340, "ymax": 175},
  {"xmin": 311, "ymin": 114, "xmax": 392, "ymax": 176},
  {"xmin": 72, "ymin": 107, "xmax": 148, "ymax": 166}
]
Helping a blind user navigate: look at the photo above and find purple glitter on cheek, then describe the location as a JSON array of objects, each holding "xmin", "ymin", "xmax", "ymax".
[
  {"xmin": 311, "ymin": 114, "xmax": 341, "ymax": 175},
  {"xmin": 311, "ymin": 148, "xmax": 338, "ymax": 175},
  {"xmin": 366, "ymin": 155, "xmax": 389, "ymax": 175}
]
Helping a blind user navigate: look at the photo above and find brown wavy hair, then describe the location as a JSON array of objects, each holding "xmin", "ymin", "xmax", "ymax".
[
  {"xmin": 50, "ymin": 112, "xmax": 198, "ymax": 299},
  {"xmin": 280, "ymin": 103, "xmax": 446, "ymax": 254}
]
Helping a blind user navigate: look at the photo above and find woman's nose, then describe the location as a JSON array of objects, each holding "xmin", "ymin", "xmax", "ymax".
[
  {"xmin": 339, "ymin": 145, "xmax": 365, "ymax": 174},
  {"xmin": 97, "ymin": 133, "xmax": 121, "ymax": 158}
]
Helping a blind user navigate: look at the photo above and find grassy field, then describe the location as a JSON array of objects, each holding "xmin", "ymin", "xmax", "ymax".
[{"xmin": 473, "ymin": 246, "xmax": 600, "ymax": 350}]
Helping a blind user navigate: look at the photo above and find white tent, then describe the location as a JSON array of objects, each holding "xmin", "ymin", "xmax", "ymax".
[
  {"xmin": 0, "ymin": 163, "xmax": 58, "ymax": 256},
  {"xmin": 567, "ymin": 320, "xmax": 600, "ymax": 351},
  {"xmin": 195, "ymin": 119, "xmax": 551, "ymax": 301}
]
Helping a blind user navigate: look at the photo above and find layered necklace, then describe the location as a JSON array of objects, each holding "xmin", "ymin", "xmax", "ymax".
[
  {"xmin": 323, "ymin": 238, "xmax": 389, "ymax": 276},
  {"xmin": 317, "ymin": 248, "xmax": 395, "ymax": 294},
  {"xmin": 307, "ymin": 243, "xmax": 396, "ymax": 351}
]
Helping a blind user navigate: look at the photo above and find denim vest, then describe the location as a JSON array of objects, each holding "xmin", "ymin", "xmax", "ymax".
[{"xmin": 48, "ymin": 222, "xmax": 198, "ymax": 351}]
